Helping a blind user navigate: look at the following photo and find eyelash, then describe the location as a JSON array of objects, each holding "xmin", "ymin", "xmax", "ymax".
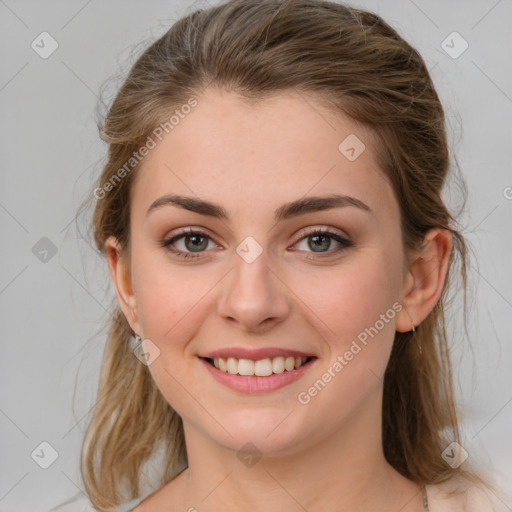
[{"xmin": 160, "ymin": 227, "xmax": 353, "ymax": 260}]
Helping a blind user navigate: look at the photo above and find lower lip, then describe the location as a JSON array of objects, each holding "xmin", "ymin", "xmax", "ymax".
[{"xmin": 200, "ymin": 357, "xmax": 316, "ymax": 394}]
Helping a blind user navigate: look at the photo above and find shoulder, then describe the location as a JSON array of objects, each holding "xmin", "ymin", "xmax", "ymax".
[{"xmin": 426, "ymin": 476, "xmax": 511, "ymax": 512}]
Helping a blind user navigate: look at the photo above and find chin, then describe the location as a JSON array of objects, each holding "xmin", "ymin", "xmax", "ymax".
[{"xmin": 207, "ymin": 407, "xmax": 315, "ymax": 456}]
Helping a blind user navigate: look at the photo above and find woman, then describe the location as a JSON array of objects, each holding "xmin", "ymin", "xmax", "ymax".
[{"xmin": 52, "ymin": 0, "xmax": 510, "ymax": 510}]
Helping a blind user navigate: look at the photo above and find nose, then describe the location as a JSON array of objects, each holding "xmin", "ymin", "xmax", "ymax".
[{"xmin": 216, "ymin": 248, "xmax": 291, "ymax": 333}]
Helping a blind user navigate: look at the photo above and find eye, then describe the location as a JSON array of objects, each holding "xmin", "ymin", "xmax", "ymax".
[
  {"xmin": 161, "ymin": 228, "xmax": 218, "ymax": 260},
  {"xmin": 161, "ymin": 227, "xmax": 353, "ymax": 260},
  {"xmin": 293, "ymin": 228, "xmax": 352, "ymax": 258}
]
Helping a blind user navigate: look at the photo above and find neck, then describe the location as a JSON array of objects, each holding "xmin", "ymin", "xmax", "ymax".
[{"xmin": 178, "ymin": 392, "xmax": 422, "ymax": 512}]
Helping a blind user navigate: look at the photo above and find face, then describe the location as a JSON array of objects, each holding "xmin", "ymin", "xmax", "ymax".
[{"xmin": 112, "ymin": 87, "xmax": 410, "ymax": 456}]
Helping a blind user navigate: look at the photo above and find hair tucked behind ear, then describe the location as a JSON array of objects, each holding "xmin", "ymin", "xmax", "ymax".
[{"xmin": 74, "ymin": 0, "xmax": 490, "ymax": 509}]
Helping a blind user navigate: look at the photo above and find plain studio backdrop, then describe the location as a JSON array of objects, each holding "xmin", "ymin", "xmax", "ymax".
[{"xmin": 0, "ymin": 1, "xmax": 511, "ymax": 511}]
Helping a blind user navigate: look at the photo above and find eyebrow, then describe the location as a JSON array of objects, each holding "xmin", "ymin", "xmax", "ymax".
[{"xmin": 146, "ymin": 193, "xmax": 371, "ymax": 222}]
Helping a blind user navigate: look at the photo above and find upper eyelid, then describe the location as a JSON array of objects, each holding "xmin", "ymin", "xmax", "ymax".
[{"xmin": 168, "ymin": 227, "xmax": 220, "ymax": 245}]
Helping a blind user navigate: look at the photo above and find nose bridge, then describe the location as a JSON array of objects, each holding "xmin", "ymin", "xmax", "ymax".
[{"xmin": 216, "ymin": 242, "xmax": 289, "ymax": 330}]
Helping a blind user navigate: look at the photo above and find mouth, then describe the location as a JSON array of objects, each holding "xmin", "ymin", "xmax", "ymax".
[
  {"xmin": 201, "ymin": 355, "xmax": 315, "ymax": 376},
  {"xmin": 198, "ymin": 350, "xmax": 318, "ymax": 393}
]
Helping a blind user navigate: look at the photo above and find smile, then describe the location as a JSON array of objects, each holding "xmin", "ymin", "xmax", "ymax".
[{"xmin": 199, "ymin": 352, "xmax": 317, "ymax": 393}]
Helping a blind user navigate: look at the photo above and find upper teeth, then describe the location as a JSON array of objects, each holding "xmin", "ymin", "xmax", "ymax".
[{"xmin": 212, "ymin": 356, "xmax": 308, "ymax": 376}]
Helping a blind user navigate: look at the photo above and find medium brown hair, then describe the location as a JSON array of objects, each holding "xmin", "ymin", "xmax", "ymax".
[{"xmin": 73, "ymin": 1, "xmax": 488, "ymax": 510}]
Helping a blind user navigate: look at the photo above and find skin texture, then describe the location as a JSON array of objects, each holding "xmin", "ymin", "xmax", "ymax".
[{"xmin": 106, "ymin": 87, "xmax": 452, "ymax": 511}]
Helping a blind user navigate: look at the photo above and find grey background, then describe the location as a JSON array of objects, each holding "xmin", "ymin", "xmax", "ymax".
[{"xmin": 0, "ymin": 0, "xmax": 511, "ymax": 511}]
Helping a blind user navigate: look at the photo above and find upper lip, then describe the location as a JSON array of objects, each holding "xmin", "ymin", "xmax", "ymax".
[{"xmin": 200, "ymin": 347, "xmax": 317, "ymax": 360}]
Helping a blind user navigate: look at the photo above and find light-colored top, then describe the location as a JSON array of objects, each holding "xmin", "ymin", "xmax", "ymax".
[{"xmin": 48, "ymin": 480, "xmax": 512, "ymax": 511}]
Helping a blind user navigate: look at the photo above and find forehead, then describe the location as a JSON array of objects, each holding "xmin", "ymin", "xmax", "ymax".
[{"xmin": 131, "ymin": 87, "xmax": 397, "ymax": 223}]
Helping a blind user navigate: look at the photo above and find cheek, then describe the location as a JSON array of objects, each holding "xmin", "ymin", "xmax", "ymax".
[
  {"xmin": 130, "ymin": 259, "xmax": 213, "ymax": 419},
  {"xmin": 131, "ymin": 256, "xmax": 207, "ymax": 346},
  {"xmin": 293, "ymin": 253, "xmax": 401, "ymax": 350}
]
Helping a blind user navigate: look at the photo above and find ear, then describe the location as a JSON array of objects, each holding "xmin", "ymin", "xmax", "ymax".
[
  {"xmin": 105, "ymin": 236, "xmax": 140, "ymax": 335},
  {"xmin": 396, "ymin": 228, "xmax": 452, "ymax": 332}
]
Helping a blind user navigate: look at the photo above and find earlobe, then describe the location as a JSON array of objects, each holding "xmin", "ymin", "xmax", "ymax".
[
  {"xmin": 105, "ymin": 236, "xmax": 139, "ymax": 333},
  {"xmin": 396, "ymin": 228, "xmax": 452, "ymax": 332}
]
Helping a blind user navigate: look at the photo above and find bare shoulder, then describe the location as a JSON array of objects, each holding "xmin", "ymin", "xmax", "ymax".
[{"xmin": 426, "ymin": 476, "xmax": 512, "ymax": 512}]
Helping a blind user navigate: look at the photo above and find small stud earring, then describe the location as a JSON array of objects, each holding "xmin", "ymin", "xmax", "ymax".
[{"xmin": 129, "ymin": 332, "xmax": 142, "ymax": 350}]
